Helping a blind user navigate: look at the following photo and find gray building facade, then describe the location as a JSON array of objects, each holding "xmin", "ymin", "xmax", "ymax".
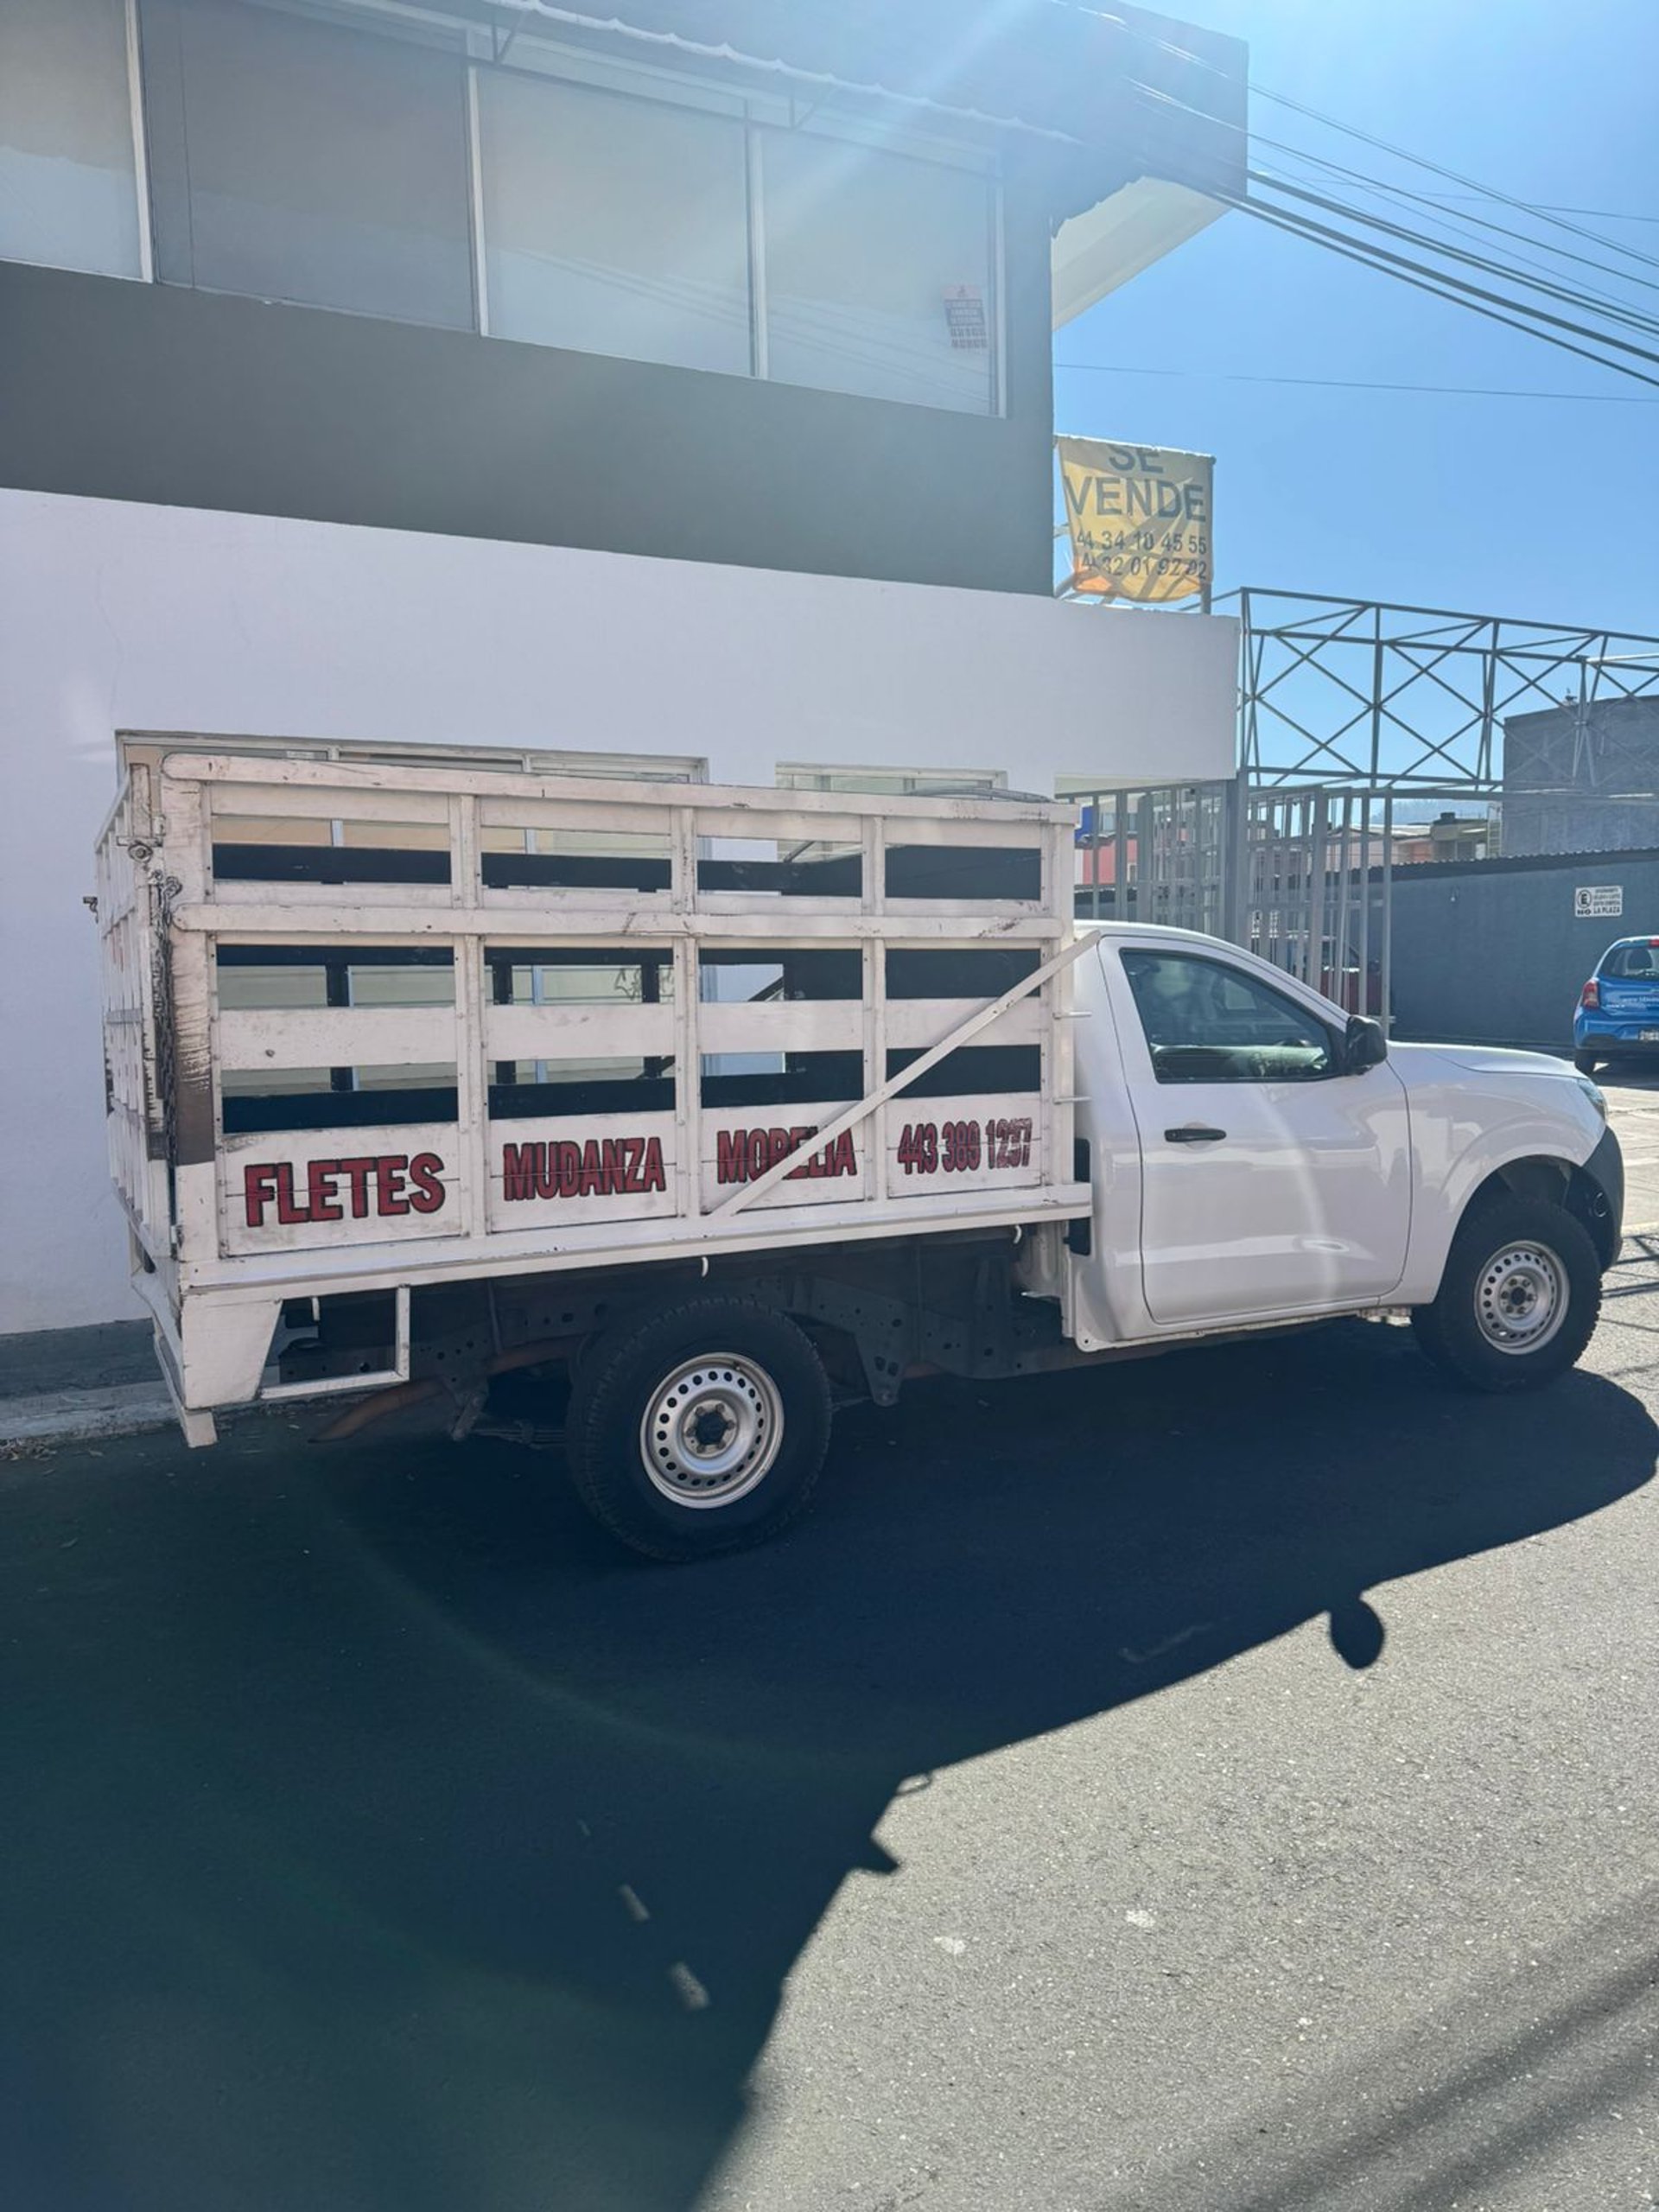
[
  {"xmin": 1503, "ymin": 696, "xmax": 1659, "ymax": 858},
  {"xmin": 1389, "ymin": 846, "xmax": 1659, "ymax": 1052},
  {"xmin": 1, "ymin": 0, "xmax": 1246, "ymax": 596}
]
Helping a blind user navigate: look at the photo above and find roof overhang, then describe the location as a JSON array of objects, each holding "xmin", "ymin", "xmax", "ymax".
[
  {"xmin": 459, "ymin": 2, "xmax": 1248, "ymax": 213},
  {"xmin": 1052, "ymin": 175, "xmax": 1229, "ymax": 327},
  {"xmin": 353, "ymin": 0, "xmax": 1249, "ymax": 311}
]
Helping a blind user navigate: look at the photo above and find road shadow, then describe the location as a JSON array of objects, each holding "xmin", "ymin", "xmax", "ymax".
[{"xmin": 0, "ymin": 1319, "xmax": 1652, "ymax": 2211}]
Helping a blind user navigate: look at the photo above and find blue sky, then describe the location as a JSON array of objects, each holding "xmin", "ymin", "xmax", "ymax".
[{"xmin": 1056, "ymin": 0, "xmax": 1659, "ymax": 636}]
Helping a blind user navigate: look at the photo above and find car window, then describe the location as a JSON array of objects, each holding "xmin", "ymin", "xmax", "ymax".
[
  {"xmin": 1601, "ymin": 943, "xmax": 1659, "ymax": 979},
  {"xmin": 1122, "ymin": 950, "xmax": 1337, "ymax": 1084}
]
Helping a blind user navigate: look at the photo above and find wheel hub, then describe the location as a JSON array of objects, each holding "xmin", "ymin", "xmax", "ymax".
[
  {"xmin": 641, "ymin": 1354, "xmax": 785, "ymax": 1507},
  {"xmin": 1475, "ymin": 1243, "xmax": 1567, "ymax": 1355}
]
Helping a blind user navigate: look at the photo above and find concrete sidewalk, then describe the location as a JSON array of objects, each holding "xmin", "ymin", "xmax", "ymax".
[
  {"xmin": 1598, "ymin": 1071, "xmax": 1659, "ymax": 1232},
  {"xmin": 0, "ymin": 1319, "xmax": 172, "ymax": 1452}
]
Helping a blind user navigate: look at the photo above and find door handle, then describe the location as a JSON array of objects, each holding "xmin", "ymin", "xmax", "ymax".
[{"xmin": 1165, "ymin": 1124, "xmax": 1227, "ymax": 1144}]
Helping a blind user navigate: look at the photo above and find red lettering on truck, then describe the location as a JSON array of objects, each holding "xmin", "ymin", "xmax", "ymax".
[
  {"xmin": 715, "ymin": 1125, "xmax": 857, "ymax": 1185},
  {"xmin": 242, "ymin": 1153, "xmax": 449, "ymax": 1229},
  {"xmin": 499, "ymin": 1135, "xmax": 666, "ymax": 1203}
]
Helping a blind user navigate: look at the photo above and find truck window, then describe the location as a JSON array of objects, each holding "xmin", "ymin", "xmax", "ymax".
[{"xmin": 1122, "ymin": 950, "xmax": 1336, "ymax": 1084}]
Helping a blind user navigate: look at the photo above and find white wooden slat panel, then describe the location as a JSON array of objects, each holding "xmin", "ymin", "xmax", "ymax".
[
  {"xmin": 690, "ymin": 808, "xmax": 863, "ymax": 845},
  {"xmin": 181, "ymin": 904, "xmax": 1061, "ymax": 942},
  {"xmin": 219, "ymin": 1121, "xmax": 463, "ymax": 1257},
  {"xmin": 884, "ymin": 999, "xmax": 1044, "ymax": 1051},
  {"xmin": 689, "ymin": 893, "xmax": 867, "ymax": 920},
  {"xmin": 699, "ymin": 1098, "xmax": 872, "ymax": 1212},
  {"xmin": 181, "ymin": 1182, "xmax": 1092, "ymax": 1309},
  {"xmin": 217, "ymin": 1006, "xmax": 455, "ymax": 1070},
  {"xmin": 485, "ymin": 1109, "xmax": 678, "ymax": 1232},
  {"xmin": 884, "ymin": 1091, "xmax": 1044, "ymax": 1198},
  {"xmin": 696, "ymin": 1001, "xmax": 863, "ymax": 1055},
  {"xmin": 877, "ymin": 898, "xmax": 1045, "ymax": 918},
  {"xmin": 479, "ymin": 796, "xmax": 677, "ymax": 836},
  {"xmin": 206, "ymin": 784, "xmax": 453, "ymax": 826},
  {"xmin": 166, "ymin": 755, "xmax": 1074, "ymax": 828},
  {"xmin": 209, "ymin": 880, "xmax": 456, "ymax": 909},
  {"xmin": 876, "ymin": 818, "xmax": 1046, "ymax": 849},
  {"xmin": 480, "ymin": 886, "xmax": 677, "ymax": 912},
  {"xmin": 137, "ymin": 760, "xmax": 1093, "ymax": 1321},
  {"xmin": 484, "ymin": 1003, "xmax": 677, "ymax": 1060}
]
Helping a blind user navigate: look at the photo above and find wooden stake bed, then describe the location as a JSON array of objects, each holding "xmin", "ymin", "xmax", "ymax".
[{"xmin": 97, "ymin": 747, "xmax": 1089, "ymax": 1421}]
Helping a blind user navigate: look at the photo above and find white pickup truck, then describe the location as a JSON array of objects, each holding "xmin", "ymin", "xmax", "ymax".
[{"xmin": 96, "ymin": 745, "xmax": 1622, "ymax": 1560}]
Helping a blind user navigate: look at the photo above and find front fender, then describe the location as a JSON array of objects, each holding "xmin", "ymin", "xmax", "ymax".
[
  {"xmin": 1397, "ymin": 1105, "xmax": 1616, "ymax": 1304},
  {"xmin": 1580, "ymin": 1124, "xmax": 1625, "ymax": 1259}
]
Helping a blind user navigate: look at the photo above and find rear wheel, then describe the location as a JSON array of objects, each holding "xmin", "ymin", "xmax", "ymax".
[
  {"xmin": 566, "ymin": 1295, "xmax": 831, "ymax": 1560},
  {"xmin": 1573, "ymin": 1048, "xmax": 1603, "ymax": 1075},
  {"xmin": 1411, "ymin": 1196, "xmax": 1601, "ymax": 1392}
]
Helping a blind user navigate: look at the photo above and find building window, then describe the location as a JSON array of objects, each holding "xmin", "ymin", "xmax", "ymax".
[
  {"xmin": 0, "ymin": 0, "xmax": 143, "ymax": 279},
  {"xmin": 140, "ymin": 0, "xmax": 474, "ymax": 328},
  {"xmin": 760, "ymin": 130, "xmax": 995, "ymax": 415},
  {"xmin": 476, "ymin": 67, "xmax": 751, "ymax": 375},
  {"xmin": 3, "ymin": 0, "xmax": 1004, "ymax": 418}
]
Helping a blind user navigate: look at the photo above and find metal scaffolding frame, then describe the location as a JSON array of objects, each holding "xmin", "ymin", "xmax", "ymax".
[
  {"xmin": 1228, "ymin": 588, "xmax": 1659, "ymax": 792},
  {"xmin": 1067, "ymin": 591, "xmax": 1659, "ymax": 1036}
]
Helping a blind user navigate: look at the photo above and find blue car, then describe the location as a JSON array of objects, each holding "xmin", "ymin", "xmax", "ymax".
[{"xmin": 1575, "ymin": 937, "xmax": 1659, "ymax": 1073}]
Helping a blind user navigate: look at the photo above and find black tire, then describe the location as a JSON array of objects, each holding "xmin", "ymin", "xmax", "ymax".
[
  {"xmin": 1573, "ymin": 1049, "xmax": 1602, "ymax": 1076},
  {"xmin": 565, "ymin": 1295, "xmax": 831, "ymax": 1561},
  {"xmin": 1411, "ymin": 1195, "xmax": 1602, "ymax": 1393}
]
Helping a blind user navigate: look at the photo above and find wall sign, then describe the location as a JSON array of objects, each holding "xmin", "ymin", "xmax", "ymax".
[
  {"xmin": 1574, "ymin": 885, "xmax": 1624, "ymax": 918},
  {"xmin": 1057, "ymin": 437, "xmax": 1213, "ymax": 605}
]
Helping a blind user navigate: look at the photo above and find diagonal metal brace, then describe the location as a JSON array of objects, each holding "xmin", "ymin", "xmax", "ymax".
[{"xmin": 708, "ymin": 931, "xmax": 1099, "ymax": 1222}]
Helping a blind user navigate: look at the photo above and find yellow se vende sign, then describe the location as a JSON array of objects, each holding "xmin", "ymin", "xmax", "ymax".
[{"xmin": 1057, "ymin": 437, "xmax": 1214, "ymax": 605}]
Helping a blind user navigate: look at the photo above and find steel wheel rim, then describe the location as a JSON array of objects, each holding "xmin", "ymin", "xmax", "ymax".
[
  {"xmin": 1474, "ymin": 1242, "xmax": 1567, "ymax": 1356},
  {"xmin": 640, "ymin": 1353, "xmax": 784, "ymax": 1507}
]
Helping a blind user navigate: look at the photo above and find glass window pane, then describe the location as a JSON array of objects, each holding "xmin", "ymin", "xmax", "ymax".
[
  {"xmin": 0, "ymin": 0, "xmax": 141, "ymax": 277},
  {"xmin": 479, "ymin": 69, "xmax": 750, "ymax": 374},
  {"xmin": 149, "ymin": 0, "xmax": 473, "ymax": 327},
  {"xmin": 1122, "ymin": 952, "xmax": 1335, "ymax": 1084},
  {"xmin": 762, "ymin": 131, "xmax": 992, "ymax": 414}
]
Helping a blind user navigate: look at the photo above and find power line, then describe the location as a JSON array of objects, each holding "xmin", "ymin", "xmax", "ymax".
[
  {"xmin": 1248, "ymin": 168, "xmax": 1659, "ymax": 343},
  {"xmin": 1419, "ymin": 196, "xmax": 1659, "ymax": 224},
  {"xmin": 1064, "ymin": 8, "xmax": 1659, "ymax": 387},
  {"xmin": 1241, "ymin": 79, "xmax": 1659, "ymax": 280},
  {"xmin": 1247, "ymin": 139, "xmax": 1659, "ymax": 311},
  {"xmin": 1084, "ymin": 4, "xmax": 1659, "ymax": 281},
  {"xmin": 1225, "ymin": 192, "xmax": 1659, "ymax": 390},
  {"xmin": 1051, "ymin": 361, "xmax": 1657, "ymax": 403}
]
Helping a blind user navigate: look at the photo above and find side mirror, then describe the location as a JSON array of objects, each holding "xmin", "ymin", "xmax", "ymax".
[{"xmin": 1344, "ymin": 1014, "xmax": 1388, "ymax": 1073}]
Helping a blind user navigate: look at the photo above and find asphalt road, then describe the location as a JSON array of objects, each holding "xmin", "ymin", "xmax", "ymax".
[{"xmin": 4, "ymin": 1227, "xmax": 1658, "ymax": 2209}]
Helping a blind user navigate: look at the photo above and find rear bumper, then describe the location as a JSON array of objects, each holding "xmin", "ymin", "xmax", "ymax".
[{"xmin": 1576, "ymin": 1016, "xmax": 1659, "ymax": 1050}]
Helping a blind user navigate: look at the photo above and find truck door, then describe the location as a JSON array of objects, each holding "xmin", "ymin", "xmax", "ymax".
[{"xmin": 1110, "ymin": 945, "xmax": 1411, "ymax": 1326}]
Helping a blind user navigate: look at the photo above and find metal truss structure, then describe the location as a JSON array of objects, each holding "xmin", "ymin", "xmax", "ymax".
[{"xmin": 1230, "ymin": 588, "xmax": 1659, "ymax": 792}]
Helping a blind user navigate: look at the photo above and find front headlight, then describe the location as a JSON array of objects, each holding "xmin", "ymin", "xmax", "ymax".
[{"xmin": 1575, "ymin": 1074, "xmax": 1608, "ymax": 1122}]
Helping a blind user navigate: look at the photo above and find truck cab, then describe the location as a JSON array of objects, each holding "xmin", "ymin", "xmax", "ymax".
[{"xmin": 1067, "ymin": 922, "xmax": 1620, "ymax": 1374}]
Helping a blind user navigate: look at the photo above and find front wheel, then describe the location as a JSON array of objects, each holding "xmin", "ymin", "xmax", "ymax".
[
  {"xmin": 566, "ymin": 1295, "xmax": 832, "ymax": 1560},
  {"xmin": 1411, "ymin": 1197, "xmax": 1602, "ymax": 1392}
]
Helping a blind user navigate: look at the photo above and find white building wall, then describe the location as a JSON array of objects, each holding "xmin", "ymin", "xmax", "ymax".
[{"xmin": 0, "ymin": 486, "xmax": 1236, "ymax": 1332}]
